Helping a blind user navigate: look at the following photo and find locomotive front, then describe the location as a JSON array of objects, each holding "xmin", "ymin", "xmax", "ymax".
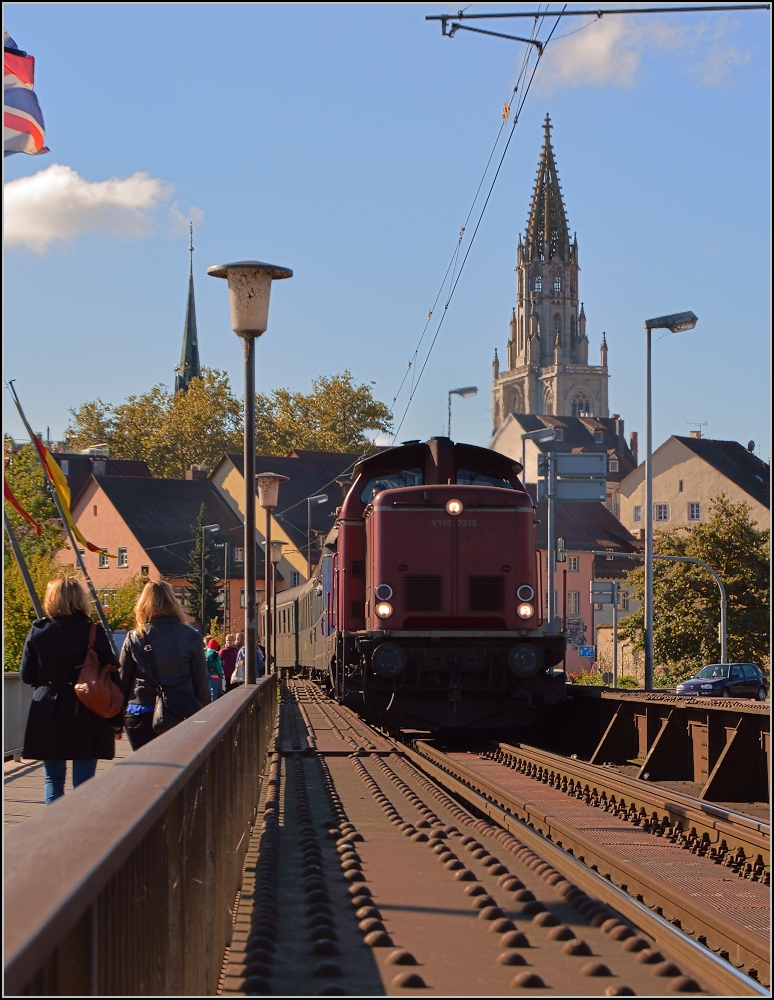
[{"xmin": 334, "ymin": 438, "xmax": 565, "ymax": 729}]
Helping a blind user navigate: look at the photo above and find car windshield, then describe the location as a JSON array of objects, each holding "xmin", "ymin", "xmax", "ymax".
[{"xmin": 695, "ymin": 664, "xmax": 729, "ymax": 679}]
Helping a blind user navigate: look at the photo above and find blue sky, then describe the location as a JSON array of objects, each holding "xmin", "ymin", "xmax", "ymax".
[{"xmin": 4, "ymin": 3, "xmax": 771, "ymax": 463}]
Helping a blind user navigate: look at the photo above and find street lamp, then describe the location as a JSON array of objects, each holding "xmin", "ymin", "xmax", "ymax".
[
  {"xmin": 520, "ymin": 427, "xmax": 556, "ymax": 488},
  {"xmin": 207, "ymin": 260, "xmax": 292, "ymax": 685},
  {"xmin": 447, "ymin": 386, "xmax": 477, "ymax": 438},
  {"xmin": 200, "ymin": 523, "xmax": 219, "ymax": 631},
  {"xmin": 643, "ymin": 310, "xmax": 698, "ymax": 690},
  {"xmin": 270, "ymin": 539, "xmax": 286, "ymax": 678},
  {"xmin": 307, "ymin": 494, "xmax": 328, "ymax": 578},
  {"xmin": 255, "ymin": 472, "xmax": 289, "ymax": 677}
]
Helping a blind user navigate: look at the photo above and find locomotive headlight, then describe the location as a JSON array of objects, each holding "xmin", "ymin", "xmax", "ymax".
[
  {"xmin": 446, "ymin": 499, "xmax": 463, "ymax": 515},
  {"xmin": 517, "ymin": 603, "xmax": 535, "ymax": 619},
  {"xmin": 375, "ymin": 602, "xmax": 393, "ymax": 619}
]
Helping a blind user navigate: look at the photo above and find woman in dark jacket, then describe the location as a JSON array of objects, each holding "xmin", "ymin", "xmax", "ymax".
[
  {"xmin": 20, "ymin": 576, "xmax": 123, "ymax": 805},
  {"xmin": 119, "ymin": 580, "xmax": 211, "ymax": 751}
]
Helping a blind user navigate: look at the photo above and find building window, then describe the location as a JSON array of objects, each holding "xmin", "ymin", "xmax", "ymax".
[
  {"xmin": 571, "ymin": 393, "xmax": 591, "ymax": 418},
  {"xmin": 678, "ymin": 479, "xmax": 684, "ymax": 493},
  {"xmin": 93, "ymin": 505, "xmax": 98, "ymax": 516},
  {"xmin": 655, "ymin": 503, "xmax": 670, "ymax": 522},
  {"xmin": 140, "ymin": 565, "xmax": 149, "ymax": 577},
  {"xmin": 117, "ymin": 547, "xmax": 128, "ymax": 568},
  {"xmin": 553, "ymin": 429, "xmax": 563, "ymax": 442},
  {"xmin": 233, "ymin": 546, "xmax": 244, "ymax": 563},
  {"xmin": 633, "ymin": 505, "xmax": 642, "ymax": 523},
  {"xmin": 567, "ymin": 591, "xmax": 580, "ymax": 615},
  {"xmin": 174, "ymin": 586, "xmax": 187, "ymax": 607},
  {"xmin": 688, "ymin": 502, "xmax": 701, "ymax": 521},
  {"xmin": 533, "ymin": 274, "xmax": 542, "ymax": 293},
  {"xmin": 61, "ymin": 459, "xmax": 69, "ymax": 476},
  {"xmin": 98, "ymin": 553, "xmax": 109, "ymax": 569},
  {"xmin": 594, "ymin": 430, "xmax": 604, "ymax": 444},
  {"xmin": 568, "ymin": 556, "xmax": 579, "ymax": 573},
  {"xmin": 290, "ymin": 571, "xmax": 301, "ymax": 587},
  {"xmin": 608, "ymin": 457, "xmax": 619, "ymax": 472},
  {"xmin": 552, "ymin": 275, "xmax": 562, "ymax": 295},
  {"xmin": 240, "ymin": 588, "xmax": 246, "ymax": 608},
  {"xmin": 619, "ymin": 592, "xmax": 630, "ymax": 611}
]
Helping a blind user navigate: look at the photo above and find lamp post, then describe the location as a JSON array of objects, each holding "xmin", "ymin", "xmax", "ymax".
[
  {"xmin": 520, "ymin": 427, "xmax": 556, "ymax": 488},
  {"xmin": 255, "ymin": 473, "xmax": 289, "ymax": 677},
  {"xmin": 307, "ymin": 494, "xmax": 328, "ymax": 578},
  {"xmin": 207, "ymin": 261, "xmax": 292, "ymax": 684},
  {"xmin": 642, "ymin": 311, "xmax": 698, "ymax": 690},
  {"xmin": 447, "ymin": 385, "xmax": 477, "ymax": 438},
  {"xmin": 200, "ymin": 523, "xmax": 219, "ymax": 631},
  {"xmin": 270, "ymin": 539, "xmax": 286, "ymax": 677}
]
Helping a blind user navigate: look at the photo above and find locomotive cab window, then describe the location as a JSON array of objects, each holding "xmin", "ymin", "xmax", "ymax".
[
  {"xmin": 456, "ymin": 469, "xmax": 514, "ymax": 488},
  {"xmin": 360, "ymin": 467, "xmax": 423, "ymax": 502}
]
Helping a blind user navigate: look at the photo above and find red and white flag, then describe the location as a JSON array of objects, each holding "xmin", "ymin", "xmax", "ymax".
[{"xmin": 4, "ymin": 29, "xmax": 49, "ymax": 156}]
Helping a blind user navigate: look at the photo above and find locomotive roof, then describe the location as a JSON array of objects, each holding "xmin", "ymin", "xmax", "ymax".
[{"xmin": 353, "ymin": 437, "xmax": 523, "ymax": 479}]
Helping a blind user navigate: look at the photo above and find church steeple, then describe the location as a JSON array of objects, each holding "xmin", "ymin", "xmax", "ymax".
[
  {"xmin": 524, "ymin": 114, "xmax": 571, "ymax": 263},
  {"xmin": 175, "ymin": 222, "xmax": 202, "ymax": 393}
]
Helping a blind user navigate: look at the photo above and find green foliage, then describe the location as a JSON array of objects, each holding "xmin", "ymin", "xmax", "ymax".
[
  {"xmin": 618, "ymin": 495, "xmax": 770, "ymax": 668},
  {"xmin": 96, "ymin": 574, "xmax": 147, "ymax": 631},
  {"xmin": 254, "ymin": 371, "xmax": 392, "ymax": 456},
  {"xmin": 653, "ymin": 659, "xmax": 703, "ymax": 689},
  {"xmin": 568, "ymin": 671, "xmax": 604, "ymax": 686},
  {"xmin": 185, "ymin": 505, "xmax": 222, "ymax": 627},
  {"xmin": 617, "ymin": 675, "xmax": 641, "ymax": 689},
  {"xmin": 3, "ymin": 551, "xmax": 74, "ymax": 671},
  {"xmin": 67, "ymin": 369, "xmax": 393, "ymax": 478}
]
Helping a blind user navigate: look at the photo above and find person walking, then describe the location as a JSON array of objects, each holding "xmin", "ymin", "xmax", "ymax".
[
  {"xmin": 20, "ymin": 576, "xmax": 123, "ymax": 805},
  {"xmin": 119, "ymin": 581, "xmax": 211, "ymax": 751},
  {"xmin": 233, "ymin": 639, "xmax": 265, "ymax": 685},
  {"xmin": 220, "ymin": 633, "xmax": 239, "ymax": 691},
  {"xmin": 206, "ymin": 638, "xmax": 224, "ymax": 701}
]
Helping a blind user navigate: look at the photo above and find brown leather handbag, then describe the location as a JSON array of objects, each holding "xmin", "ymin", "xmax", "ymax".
[{"xmin": 74, "ymin": 623, "xmax": 124, "ymax": 718}]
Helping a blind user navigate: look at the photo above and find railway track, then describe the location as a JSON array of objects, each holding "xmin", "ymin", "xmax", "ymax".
[{"xmin": 221, "ymin": 681, "xmax": 769, "ymax": 996}]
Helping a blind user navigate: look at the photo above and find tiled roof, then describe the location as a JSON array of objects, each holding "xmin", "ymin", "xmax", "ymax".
[
  {"xmin": 674, "ymin": 436, "xmax": 770, "ymax": 509},
  {"xmin": 51, "ymin": 453, "xmax": 152, "ymax": 505},
  {"xmin": 220, "ymin": 450, "xmax": 364, "ymax": 556},
  {"xmin": 526, "ymin": 485, "xmax": 639, "ymax": 555},
  {"xmin": 89, "ymin": 476, "xmax": 257, "ymax": 579},
  {"xmin": 505, "ymin": 414, "xmax": 637, "ymax": 481}
]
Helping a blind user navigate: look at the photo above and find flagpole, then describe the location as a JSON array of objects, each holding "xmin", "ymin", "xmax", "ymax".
[
  {"xmin": 6, "ymin": 382, "xmax": 118, "ymax": 655},
  {"xmin": 3, "ymin": 511, "xmax": 45, "ymax": 618}
]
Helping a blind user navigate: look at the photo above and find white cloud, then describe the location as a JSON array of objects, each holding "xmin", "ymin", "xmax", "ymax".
[
  {"xmin": 536, "ymin": 14, "xmax": 751, "ymax": 94},
  {"xmin": 4, "ymin": 164, "xmax": 175, "ymax": 252},
  {"xmin": 169, "ymin": 201, "xmax": 204, "ymax": 235}
]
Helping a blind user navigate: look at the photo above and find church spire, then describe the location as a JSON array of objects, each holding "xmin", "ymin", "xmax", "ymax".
[
  {"xmin": 175, "ymin": 221, "xmax": 202, "ymax": 393},
  {"xmin": 525, "ymin": 114, "xmax": 570, "ymax": 263}
]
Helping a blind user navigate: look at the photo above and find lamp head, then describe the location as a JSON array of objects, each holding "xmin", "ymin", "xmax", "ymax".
[
  {"xmin": 255, "ymin": 472, "xmax": 290, "ymax": 509},
  {"xmin": 269, "ymin": 539, "xmax": 285, "ymax": 565},
  {"xmin": 450, "ymin": 385, "xmax": 478, "ymax": 399},
  {"xmin": 310, "ymin": 493, "xmax": 329, "ymax": 505},
  {"xmin": 203, "ymin": 523, "xmax": 220, "ymax": 533},
  {"xmin": 644, "ymin": 311, "xmax": 698, "ymax": 334},
  {"xmin": 207, "ymin": 261, "xmax": 293, "ymax": 338}
]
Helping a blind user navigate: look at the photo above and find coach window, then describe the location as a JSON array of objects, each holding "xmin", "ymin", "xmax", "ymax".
[{"xmin": 456, "ymin": 469, "xmax": 514, "ymax": 488}]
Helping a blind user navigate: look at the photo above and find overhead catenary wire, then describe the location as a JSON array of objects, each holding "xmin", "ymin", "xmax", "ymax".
[{"xmin": 390, "ymin": 6, "xmax": 567, "ymax": 443}]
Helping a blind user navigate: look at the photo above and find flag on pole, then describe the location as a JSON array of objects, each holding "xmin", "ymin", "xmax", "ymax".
[
  {"xmin": 32, "ymin": 434, "xmax": 114, "ymax": 557},
  {"xmin": 4, "ymin": 29, "xmax": 49, "ymax": 156},
  {"xmin": 3, "ymin": 479, "xmax": 42, "ymax": 535}
]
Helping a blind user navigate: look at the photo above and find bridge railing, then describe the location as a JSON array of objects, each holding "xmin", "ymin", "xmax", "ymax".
[{"xmin": 4, "ymin": 678, "xmax": 277, "ymax": 996}]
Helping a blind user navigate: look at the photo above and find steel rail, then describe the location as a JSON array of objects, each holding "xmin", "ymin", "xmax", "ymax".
[
  {"xmin": 496, "ymin": 741, "xmax": 770, "ymax": 875},
  {"xmin": 405, "ymin": 739, "xmax": 770, "ymax": 991}
]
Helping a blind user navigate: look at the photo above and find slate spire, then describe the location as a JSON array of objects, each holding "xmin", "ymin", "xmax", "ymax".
[
  {"xmin": 175, "ymin": 222, "xmax": 201, "ymax": 393},
  {"xmin": 524, "ymin": 113, "xmax": 570, "ymax": 263}
]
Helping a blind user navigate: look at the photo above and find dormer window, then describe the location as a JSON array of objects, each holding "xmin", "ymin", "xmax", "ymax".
[
  {"xmin": 594, "ymin": 430, "xmax": 604, "ymax": 444},
  {"xmin": 553, "ymin": 429, "xmax": 563, "ymax": 442},
  {"xmin": 609, "ymin": 457, "xmax": 619, "ymax": 472}
]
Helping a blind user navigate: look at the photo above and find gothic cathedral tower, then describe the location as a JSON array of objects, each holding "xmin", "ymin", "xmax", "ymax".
[{"xmin": 492, "ymin": 115, "xmax": 609, "ymax": 431}]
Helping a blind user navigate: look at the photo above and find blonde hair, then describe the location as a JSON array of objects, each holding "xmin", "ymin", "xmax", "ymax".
[
  {"xmin": 134, "ymin": 580, "xmax": 187, "ymax": 631},
  {"xmin": 43, "ymin": 576, "xmax": 92, "ymax": 618}
]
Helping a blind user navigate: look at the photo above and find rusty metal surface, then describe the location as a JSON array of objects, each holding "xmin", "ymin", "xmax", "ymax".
[
  {"xmin": 570, "ymin": 688, "xmax": 770, "ymax": 714},
  {"xmin": 222, "ymin": 680, "xmax": 768, "ymax": 996},
  {"xmin": 4, "ymin": 680, "xmax": 276, "ymax": 997},
  {"xmin": 413, "ymin": 744, "xmax": 769, "ymax": 986},
  {"xmin": 495, "ymin": 742, "xmax": 770, "ymax": 879}
]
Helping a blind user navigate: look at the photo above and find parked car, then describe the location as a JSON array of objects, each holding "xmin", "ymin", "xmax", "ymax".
[{"xmin": 676, "ymin": 663, "xmax": 768, "ymax": 700}]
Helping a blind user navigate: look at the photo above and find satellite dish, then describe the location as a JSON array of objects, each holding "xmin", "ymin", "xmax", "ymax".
[{"xmin": 747, "ymin": 440, "xmax": 755, "ymax": 453}]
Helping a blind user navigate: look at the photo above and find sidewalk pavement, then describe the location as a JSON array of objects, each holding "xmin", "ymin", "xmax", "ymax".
[{"xmin": 4, "ymin": 736, "xmax": 133, "ymax": 830}]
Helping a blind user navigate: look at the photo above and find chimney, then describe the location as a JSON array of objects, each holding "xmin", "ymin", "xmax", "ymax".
[
  {"xmin": 185, "ymin": 465, "xmax": 209, "ymax": 481},
  {"xmin": 629, "ymin": 431, "xmax": 638, "ymax": 465},
  {"xmin": 690, "ymin": 430, "xmax": 702, "ymax": 439},
  {"xmin": 612, "ymin": 413, "xmax": 624, "ymax": 441}
]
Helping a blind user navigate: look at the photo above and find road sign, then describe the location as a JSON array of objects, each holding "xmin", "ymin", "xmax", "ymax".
[
  {"xmin": 578, "ymin": 646, "xmax": 595, "ymax": 658},
  {"xmin": 553, "ymin": 453, "xmax": 607, "ymax": 477},
  {"xmin": 590, "ymin": 581, "xmax": 617, "ymax": 603},
  {"xmin": 541, "ymin": 479, "xmax": 607, "ymax": 502}
]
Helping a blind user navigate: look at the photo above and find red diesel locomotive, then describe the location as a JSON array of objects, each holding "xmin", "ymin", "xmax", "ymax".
[{"xmin": 271, "ymin": 437, "xmax": 566, "ymax": 729}]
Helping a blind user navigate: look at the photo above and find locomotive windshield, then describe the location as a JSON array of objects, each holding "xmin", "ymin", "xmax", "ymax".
[
  {"xmin": 456, "ymin": 469, "xmax": 514, "ymax": 488},
  {"xmin": 360, "ymin": 467, "xmax": 423, "ymax": 502}
]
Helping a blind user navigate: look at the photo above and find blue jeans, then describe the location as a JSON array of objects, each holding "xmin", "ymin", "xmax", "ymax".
[
  {"xmin": 42, "ymin": 759, "xmax": 98, "ymax": 805},
  {"xmin": 209, "ymin": 677, "xmax": 221, "ymax": 702}
]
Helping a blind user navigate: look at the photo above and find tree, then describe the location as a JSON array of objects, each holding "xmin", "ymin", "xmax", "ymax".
[
  {"xmin": 96, "ymin": 574, "xmax": 148, "ymax": 631},
  {"xmin": 185, "ymin": 505, "xmax": 222, "ymax": 627},
  {"xmin": 618, "ymin": 495, "xmax": 770, "ymax": 670}
]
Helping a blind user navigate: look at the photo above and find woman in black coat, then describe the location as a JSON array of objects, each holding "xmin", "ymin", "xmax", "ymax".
[{"xmin": 20, "ymin": 576, "xmax": 123, "ymax": 805}]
